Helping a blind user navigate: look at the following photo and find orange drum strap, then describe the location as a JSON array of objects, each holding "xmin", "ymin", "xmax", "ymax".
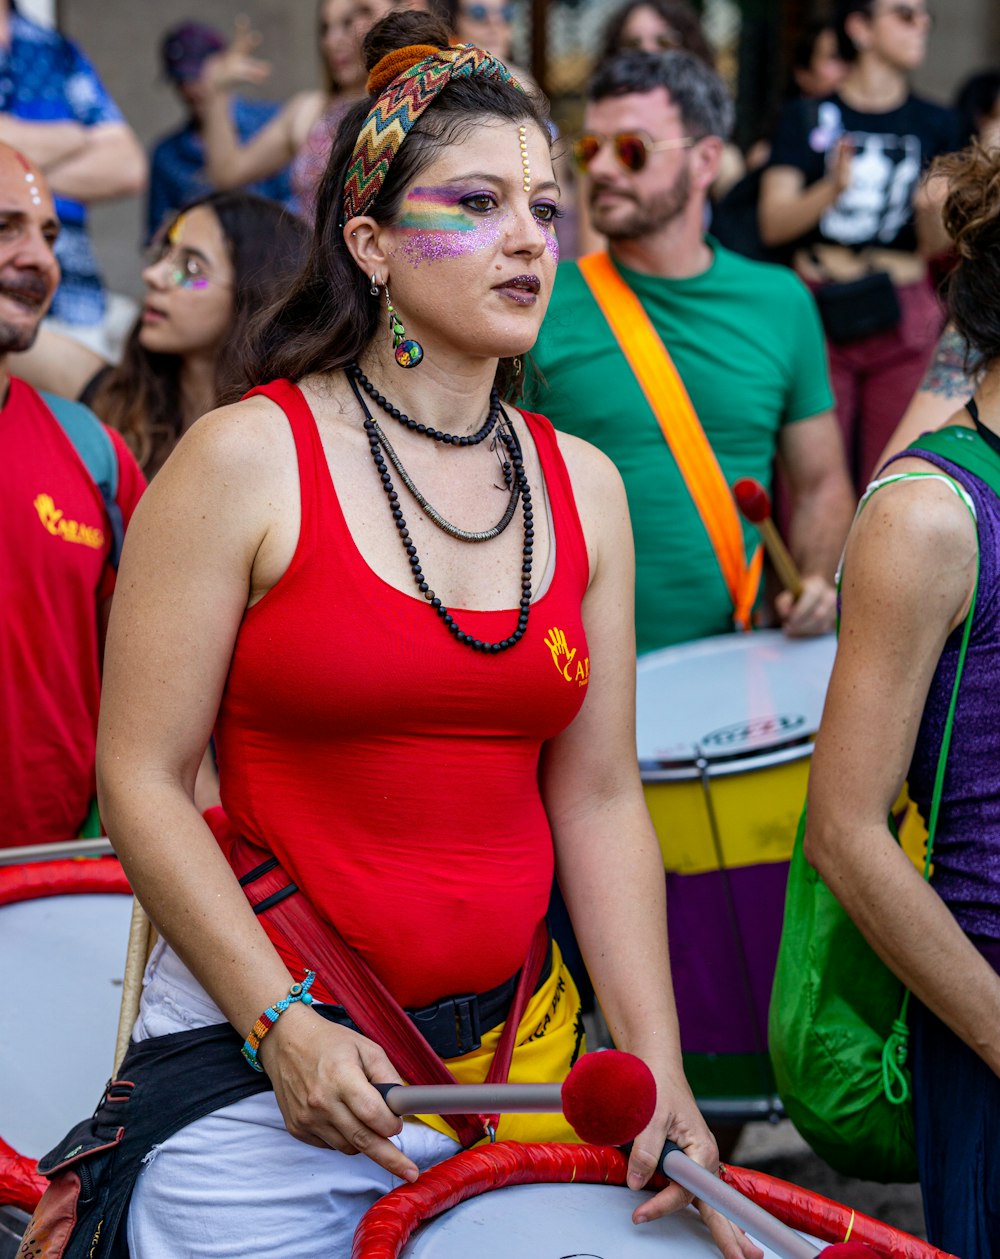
[{"xmin": 577, "ymin": 251, "xmax": 763, "ymax": 630}]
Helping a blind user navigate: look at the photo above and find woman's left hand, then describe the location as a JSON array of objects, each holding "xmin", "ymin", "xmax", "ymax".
[{"xmin": 626, "ymin": 1079, "xmax": 764, "ymax": 1259}]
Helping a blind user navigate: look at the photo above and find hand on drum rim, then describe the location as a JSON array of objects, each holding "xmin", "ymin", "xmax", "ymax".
[{"xmin": 626, "ymin": 1093, "xmax": 764, "ymax": 1259}]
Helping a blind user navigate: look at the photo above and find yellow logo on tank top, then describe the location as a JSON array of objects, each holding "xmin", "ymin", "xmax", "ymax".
[
  {"xmin": 543, "ymin": 626, "xmax": 590, "ymax": 687},
  {"xmin": 33, "ymin": 493, "xmax": 105, "ymax": 549}
]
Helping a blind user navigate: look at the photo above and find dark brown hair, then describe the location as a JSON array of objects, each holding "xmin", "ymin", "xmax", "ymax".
[
  {"xmin": 599, "ymin": 0, "xmax": 714, "ymax": 69},
  {"xmin": 241, "ymin": 10, "xmax": 551, "ymax": 400},
  {"xmin": 834, "ymin": 0, "xmax": 874, "ymax": 63},
  {"xmin": 935, "ymin": 143, "xmax": 1000, "ymax": 369},
  {"xmin": 93, "ymin": 192, "xmax": 309, "ymax": 475}
]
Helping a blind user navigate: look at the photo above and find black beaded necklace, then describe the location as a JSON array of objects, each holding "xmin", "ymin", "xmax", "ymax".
[
  {"xmin": 349, "ymin": 362, "xmax": 501, "ymax": 447},
  {"xmin": 370, "ymin": 415, "xmax": 521, "ymax": 542},
  {"xmin": 346, "ymin": 369, "xmax": 534, "ymax": 652}
]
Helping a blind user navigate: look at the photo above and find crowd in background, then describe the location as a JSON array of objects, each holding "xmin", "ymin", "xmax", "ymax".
[
  {"xmin": 5, "ymin": 1, "xmax": 1000, "ymax": 1253},
  {"xmin": 5, "ymin": 0, "xmax": 994, "ymax": 486}
]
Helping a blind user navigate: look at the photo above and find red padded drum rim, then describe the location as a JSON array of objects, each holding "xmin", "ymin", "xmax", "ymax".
[
  {"xmin": 0, "ymin": 855, "xmax": 130, "ymax": 907},
  {"xmin": 0, "ymin": 857, "xmax": 131, "ymax": 1212},
  {"xmin": 351, "ymin": 1142, "xmax": 953, "ymax": 1259}
]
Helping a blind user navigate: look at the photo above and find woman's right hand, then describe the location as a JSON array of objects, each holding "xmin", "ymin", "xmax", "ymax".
[
  {"xmin": 201, "ymin": 15, "xmax": 272, "ymax": 95},
  {"xmin": 259, "ymin": 1002, "xmax": 420, "ymax": 1181}
]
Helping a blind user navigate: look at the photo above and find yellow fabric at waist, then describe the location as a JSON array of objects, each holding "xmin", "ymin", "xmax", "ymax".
[{"xmin": 417, "ymin": 941, "xmax": 586, "ymax": 1145}]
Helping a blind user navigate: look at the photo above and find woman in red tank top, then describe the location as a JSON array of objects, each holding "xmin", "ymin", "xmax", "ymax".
[{"xmin": 93, "ymin": 12, "xmax": 753, "ymax": 1259}]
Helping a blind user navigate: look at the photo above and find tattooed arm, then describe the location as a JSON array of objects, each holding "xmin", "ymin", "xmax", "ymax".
[{"xmin": 873, "ymin": 325, "xmax": 982, "ymax": 473}]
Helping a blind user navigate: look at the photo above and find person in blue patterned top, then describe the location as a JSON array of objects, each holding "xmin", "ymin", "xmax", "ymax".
[
  {"xmin": 147, "ymin": 23, "xmax": 293, "ymax": 242},
  {"xmin": 0, "ymin": 0, "xmax": 145, "ymax": 330}
]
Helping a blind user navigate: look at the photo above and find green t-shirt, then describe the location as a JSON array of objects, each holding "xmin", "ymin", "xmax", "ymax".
[{"xmin": 524, "ymin": 240, "xmax": 834, "ymax": 654}]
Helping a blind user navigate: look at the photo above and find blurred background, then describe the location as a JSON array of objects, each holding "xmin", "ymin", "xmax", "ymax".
[{"xmin": 24, "ymin": 0, "xmax": 999, "ymax": 305}]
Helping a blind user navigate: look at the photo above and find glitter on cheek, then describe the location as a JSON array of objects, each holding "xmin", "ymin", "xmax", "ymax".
[
  {"xmin": 186, "ymin": 278, "xmax": 211, "ymax": 290},
  {"xmin": 399, "ymin": 212, "xmax": 505, "ymax": 268},
  {"xmin": 544, "ymin": 230, "xmax": 560, "ymax": 265}
]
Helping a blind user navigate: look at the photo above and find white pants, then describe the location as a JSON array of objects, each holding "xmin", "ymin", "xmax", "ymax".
[{"xmin": 127, "ymin": 943, "xmax": 460, "ymax": 1257}]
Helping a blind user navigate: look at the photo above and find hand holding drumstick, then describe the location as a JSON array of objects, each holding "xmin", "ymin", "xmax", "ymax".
[{"xmin": 733, "ymin": 478, "xmax": 836, "ymax": 637}]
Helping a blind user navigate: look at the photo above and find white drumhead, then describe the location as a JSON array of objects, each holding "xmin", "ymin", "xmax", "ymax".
[
  {"xmin": 0, "ymin": 891, "xmax": 132, "ymax": 1158},
  {"xmin": 636, "ymin": 630, "xmax": 837, "ymax": 768},
  {"xmin": 400, "ymin": 1183, "xmax": 824, "ymax": 1257}
]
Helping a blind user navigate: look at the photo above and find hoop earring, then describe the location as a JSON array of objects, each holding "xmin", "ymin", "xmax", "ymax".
[
  {"xmin": 385, "ymin": 284, "xmax": 423, "ymax": 368},
  {"xmin": 370, "ymin": 274, "xmax": 379, "ymax": 297}
]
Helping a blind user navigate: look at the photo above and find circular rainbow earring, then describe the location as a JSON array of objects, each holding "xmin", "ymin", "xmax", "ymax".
[{"xmin": 384, "ymin": 284, "xmax": 423, "ymax": 368}]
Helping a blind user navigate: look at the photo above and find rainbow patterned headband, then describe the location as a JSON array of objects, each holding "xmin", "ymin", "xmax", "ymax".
[{"xmin": 342, "ymin": 43, "xmax": 521, "ymax": 222}]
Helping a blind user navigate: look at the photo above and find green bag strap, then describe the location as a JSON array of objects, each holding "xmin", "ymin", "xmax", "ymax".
[
  {"xmin": 910, "ymin": 423, "xmax": 1000, "ymax": 498},
  {"xmin": 847, "ymin": 465, "xmax": 980, "ymax": 1106},
  {"xmin": 41, "ymin": 388, "xmax": 124, "ymax": 570}
]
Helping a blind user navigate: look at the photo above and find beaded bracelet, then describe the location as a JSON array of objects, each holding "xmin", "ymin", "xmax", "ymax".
[{"xmin": 241, "ymin": 971, "xmax": 316, "ymax": 1072}]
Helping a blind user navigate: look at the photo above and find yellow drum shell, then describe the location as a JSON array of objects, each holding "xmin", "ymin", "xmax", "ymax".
[{"xmin": 644, "ymin": 754, "xmax": 810, "ymax": 876}]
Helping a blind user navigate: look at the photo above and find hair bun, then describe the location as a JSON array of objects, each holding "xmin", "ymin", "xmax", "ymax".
[
  {"xmin": 367, "ymin": 44, "xmax": 442, "ymax": 95},
  {"xmin": 362, "ymin": 11, "xmax": 453, "ymax": 81}
]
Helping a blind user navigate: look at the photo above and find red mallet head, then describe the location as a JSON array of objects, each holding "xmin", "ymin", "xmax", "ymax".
[
  {"xmin": 561, "ymin": 1050, "xmax": 657, "ymax": 1145},
  {"xmin": 820, "ymin": 1246, "xmax": 879, "ymax": 1257},
  {"xmin": 732, "ymin": 477, "xmax": 772, "ymax": 526}
]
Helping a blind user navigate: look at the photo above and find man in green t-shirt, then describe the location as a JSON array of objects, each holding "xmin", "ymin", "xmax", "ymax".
[
  {"xmin": 526, "ymin": 51, "xmax": 854, "ymax": 655},
  {"xmin": 526, "ymin": 50, "xmax": 855, "ymax": 1138}
]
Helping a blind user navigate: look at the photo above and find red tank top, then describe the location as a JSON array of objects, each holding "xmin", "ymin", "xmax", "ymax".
[{"xmin": 215, "ymin": 379, "xmax": 592, "ymax": 1007}]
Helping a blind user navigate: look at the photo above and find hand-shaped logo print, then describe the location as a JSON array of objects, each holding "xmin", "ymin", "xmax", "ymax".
[{"xmin": 544, "ymin": 626, "xmax": 590, "ymax": 687}]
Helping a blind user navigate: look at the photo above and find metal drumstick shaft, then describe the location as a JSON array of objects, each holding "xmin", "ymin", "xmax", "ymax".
[
  {"xmin": 0, "ymin": 837, "xmax": 115, "ymax": 865},
  {"xmin": 660, "ymin": 1144, "xmax": 821, "ymax": 1259},
  {"xmin": 375, "ymin": 1082, "xmax": 563, "ymax": 1114}
]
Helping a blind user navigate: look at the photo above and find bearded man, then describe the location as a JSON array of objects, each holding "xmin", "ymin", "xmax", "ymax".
[
  {"xmin": 525, "ymin": 51, "xmax": 855, "ymax": 1144},
  {"xmin": 527, "ymin": 51, "xmax": 853, "ymax": 652},
  {"xmin": 0, "ymin": 143, "xmax": 145, "ymax": 847}
]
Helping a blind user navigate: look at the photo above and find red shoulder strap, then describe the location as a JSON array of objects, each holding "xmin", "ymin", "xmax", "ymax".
[{"xmin": 207, "ymin": 809, "xmax": 547, "ymax": 1147}]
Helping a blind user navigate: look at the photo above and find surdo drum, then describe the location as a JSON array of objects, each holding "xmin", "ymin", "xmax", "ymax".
[
  {"xmin": 635, "ymin": 630, "xmax": 838, "ymax": 1119},
  {"xmin": 397, "ymin": 1182, "xmax": 821, "ymax": 1256},
  {"xmin": 352, "ymin": 1143, "xmax": 946, "ymax": 1258},
  {"xmin": 0, "ymin": 856, "xmax": 132, "ymax": 1163}
]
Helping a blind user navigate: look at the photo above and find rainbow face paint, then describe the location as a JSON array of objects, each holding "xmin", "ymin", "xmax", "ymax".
[
  {"xmin": 396, "ymin": 184, "xmax": 559, "ymax": 268},
  {"xmin": 396, "ymin": 185, "xmax": 504, "ymax": 267}
]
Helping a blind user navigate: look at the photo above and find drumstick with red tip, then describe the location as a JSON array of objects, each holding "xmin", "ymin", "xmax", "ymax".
[
  {"xmin": 657, "ymin": 1142, "xmax": 880, "ymax": 1258},
  {"xmin": 375, "ymin": 1049, "xmax": 655, "ymax": 1146},
  {"xmin": 658, "ymin": 1141, "xmax": 822, "ymax": 1258},
  {"xmin": 733, "ymin": 477, "xmax": 804, "ymax": 600}
]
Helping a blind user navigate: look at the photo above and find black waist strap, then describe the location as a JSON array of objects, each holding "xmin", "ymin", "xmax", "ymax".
[{"xmin": 314, "ymin": 938, "xmax": 553, "ymax": 1058}]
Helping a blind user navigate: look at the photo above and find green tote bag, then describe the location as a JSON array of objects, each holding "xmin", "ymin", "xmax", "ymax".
[{"xmin": 768, "ymin": 425, "xmax": 1000, "ymax": 1183}]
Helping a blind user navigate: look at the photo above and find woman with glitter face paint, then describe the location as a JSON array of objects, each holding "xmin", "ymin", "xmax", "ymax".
[
  {"xmin": 87, "ymin": 12, "xmax": 759, "ymax": 1259},
  {"xmin": 12, "ymin": 192, "xmax": 310, "ymax": 478}
]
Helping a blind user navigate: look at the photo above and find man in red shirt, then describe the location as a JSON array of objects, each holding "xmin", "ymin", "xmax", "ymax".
[{"xmin": 0, "ymin": 143, "xmax": 145, "ymax": 847}]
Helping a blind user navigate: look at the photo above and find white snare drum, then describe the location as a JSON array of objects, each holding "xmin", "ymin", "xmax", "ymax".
[
  {"xmin": 0, "ymin": 858, "xmax": 132, "ymax": 1161},
  {"xmin": 399, "ymin": 1183, "xmax": 824, "ymax": 1257}
]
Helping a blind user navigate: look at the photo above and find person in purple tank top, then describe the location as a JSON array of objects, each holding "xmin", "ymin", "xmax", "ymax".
[{"xmin": 806, "ymin": 142, "xmax": 1000, "ymax": 1258}]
